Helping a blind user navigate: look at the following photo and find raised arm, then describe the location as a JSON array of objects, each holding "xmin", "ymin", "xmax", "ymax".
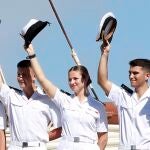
[
  {"xmin": 24, "ymin": 44, "xmax": 57, "ymax": 98},
  {"xmin": 97, "ymin": 41, "xmax": 112, "ymax": 96}
]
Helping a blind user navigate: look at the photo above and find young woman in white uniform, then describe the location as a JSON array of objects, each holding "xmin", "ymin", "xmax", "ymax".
[{"xmin": 24, "ymin": 44, "xmax": 108, "ymax": 150}]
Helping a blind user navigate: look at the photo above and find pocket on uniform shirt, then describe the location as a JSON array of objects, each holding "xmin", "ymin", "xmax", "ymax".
[
  {"xmin": 86, "ymin": 108, "xmax": 99, "ymax": 119},
  {"xmin": 10, "ymin": 101, "xmax": 23, "ymax": 107},
  {"xmin": 120, "ymin": 105, "xmax": 133, "ymax": 115},
  {"xmin": 62, "ymin": 104, "xmax": 78, "ymax": 112},
  {"xmin": 61, "ymin": 105, "xmax": 81, "ymax": 120},
  {"xmin": 120, "ymin": 104, "xmax": 132, "ymax": 110},
  {"xmin": 31, "ymin": 102, "xmax": 49, "ymax": 112},
  {"xmin": 62, "ymin": 105, "xmax": 78, "ymax": 116}
]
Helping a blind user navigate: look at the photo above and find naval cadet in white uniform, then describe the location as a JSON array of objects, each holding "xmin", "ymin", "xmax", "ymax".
[
  {"xmin": 0, "ymin": 60, "xmax": 62, "ymax": 150},
  {"xmin": 24, "ymin": 43, "xmax": 108, "ymax": 150}
]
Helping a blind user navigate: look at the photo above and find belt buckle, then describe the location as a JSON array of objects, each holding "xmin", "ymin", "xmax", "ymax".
[
  {"xmin": 22, "ymin": 142, "xmax": 28, "ymax": 147},
  {"xmin": 131, "ymin": 145, "xmax": 136, "ymax": 150},
  {"xmin": 74, "ymin": 137, "xmax": 80, "ymax": 143}
]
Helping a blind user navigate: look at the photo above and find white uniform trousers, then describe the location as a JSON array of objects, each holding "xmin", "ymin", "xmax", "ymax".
[
  {"xmin": 118, "ymin": 145, "xmax": 150, "ymax": 150},
  {"xmin": 57, "ymin": 139, "xmax": 100, "ymax": 150},
  {"xmin": 8, "ymin": 142, "xmax": 47, "ymax": 150}
]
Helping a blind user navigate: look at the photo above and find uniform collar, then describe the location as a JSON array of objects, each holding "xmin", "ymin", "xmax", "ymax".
[{"xmin": 132, "ymin": 87, "xmax": 150, "ymax": 102}]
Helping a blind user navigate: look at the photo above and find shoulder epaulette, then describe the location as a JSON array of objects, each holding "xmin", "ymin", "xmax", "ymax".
[
  {"xmin": 9, "ymin": 86, "xmax": 22, "ymax": 93},
  {"xmin": 121, "ymin": 84, "xmax": 133, "ymax": 95},
  {"xmin": 60, "ymin": 89, "xmax": 71, "ymax": 96}
]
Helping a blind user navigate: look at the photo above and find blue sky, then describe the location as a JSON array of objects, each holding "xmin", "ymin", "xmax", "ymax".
[{"xmin": 0, "ymin": 0, "xmax": 150, "ymax": 102}]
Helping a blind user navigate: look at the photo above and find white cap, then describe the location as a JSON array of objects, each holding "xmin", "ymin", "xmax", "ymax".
[
  {"xmin": 96, "ymin": 12, "xmax": 117, "ymax": 43},
  {"xmin": 21, "ymin": 19, "xmax": 39, "ymax": 36},
  {"xmin": 20, "ymin": 18, "xmax": 50, "ymax": 48}
]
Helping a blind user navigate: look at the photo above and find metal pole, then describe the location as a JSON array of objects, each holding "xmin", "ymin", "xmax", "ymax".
[
  {"xmin": 48, "ymin": 0, "xmax": 73, "ymax": 50},
  {"xmin": 48, "ymin": 0, "xmax": 100, "ymax": 101},
  {"xmin": 0, "ymin": 66, "xmax": 6, "ymax": 84}
]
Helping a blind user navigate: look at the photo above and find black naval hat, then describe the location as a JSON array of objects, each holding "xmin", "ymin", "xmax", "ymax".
[
  {"xmin": 20, "ymin": 19, "xmax": 50, "ymax": 48},
  {"xmin": 96, "ymin": 12, "xmax": 117, "ymax": 43}
]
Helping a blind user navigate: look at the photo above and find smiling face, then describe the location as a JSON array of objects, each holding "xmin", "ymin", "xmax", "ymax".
[
  {"xmin": 17, "ymin": 67, "xmax": 36, "ymax": 90},
  {"xmin": 129, "ymin": 59, "xmax": 150, "ymax": 91},
  {"xmin": 129, "ymin": 66, "xmax": 149, "ymax": 89},
  {"xmin": 68, "ymin": 70, "xmax": 85, "ymax": 95},
  {"xmin": 68, "ymin": 65, "xmax": 91, "ymax": 96}
]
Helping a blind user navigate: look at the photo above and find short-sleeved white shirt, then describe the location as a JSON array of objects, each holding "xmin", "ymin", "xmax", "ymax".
[
  {"xmin": 0, "ymin": 84, "xmax": 61, "ymax": 143},
  {"xmin": 53, "ymin": 88, "xmax": 108, "ymax": 141},
  {"xmin": 0, "ymin": 102, "xmax": 6, "ymax": 129},
  {"xmin": 108, "ymin": 83, "xmax": 150, "ymax": 147}
]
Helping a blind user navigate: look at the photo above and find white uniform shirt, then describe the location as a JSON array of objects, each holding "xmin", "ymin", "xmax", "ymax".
[
  {"xmin": 0, "ymin": 102, "xmax": 6, "ymax": 129},
  {"xmin": 108, "ymin": 83, "xmax": 150, "ymax": 147},
  {"xmin": 0, "ymin": 84, "xmax": 61, "ymax": 143},
  {"xmin": 53, "ymin": 88, "xmax": 108, "ymax": 141}
]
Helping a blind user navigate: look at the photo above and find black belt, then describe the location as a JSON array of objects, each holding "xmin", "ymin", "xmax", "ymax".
[
  {"xmin": 131, "ymin": 145, "xmax": 136, "ymax": 150},
  {"xmin": 119, "ymin": 145, "xmax": 148, "ymax": 150},
  {"xmin": 22, "ymin": 142, "xmax": 40, "ymax": 147},
  {"xmin": 11, "ymin": 141, "xmax": 41, "ymax": 147}
]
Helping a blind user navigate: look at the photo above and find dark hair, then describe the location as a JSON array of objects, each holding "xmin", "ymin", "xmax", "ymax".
[
  {"xmin": 68, "ymin": 65, "xmax": 92, "ymax": 86},
  {"xmin": 17, "ymin": 59, "xmax": 31, "ymax": 68},
  {"xmin": 129, "ymin": 59, "xmax": 150, "ymax": 72}
]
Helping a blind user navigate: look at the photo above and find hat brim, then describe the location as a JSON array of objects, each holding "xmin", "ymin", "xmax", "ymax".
[{"xmin": 96, "ymin": 12, "xmax": 117, "ymax": 43}]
